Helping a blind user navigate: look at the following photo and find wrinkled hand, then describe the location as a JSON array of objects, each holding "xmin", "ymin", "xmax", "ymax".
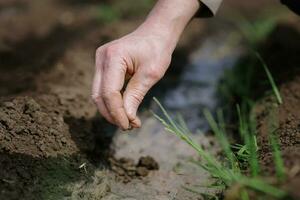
[{"xmin": 92, "ymin": 30, "xmax": 172, "ymax": 130}]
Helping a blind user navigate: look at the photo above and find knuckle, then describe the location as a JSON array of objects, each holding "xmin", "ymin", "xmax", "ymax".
[
  {"xmin": 102, "ymin": 90, "xmax": 112, "ymax": 102},
  {"xmin": 102, "ymin": 90, "xmax": 118, "ymax": 103},
  {"xmin": 105, "ymin": 45, "xmax": 120, "ymax": 58},
  {"xmin": 95, "ymin": 47, "xmax": 103, "ymax": 57},
  {"xmin": 146, "ymin": 67, "xmax": 163, "ymax": 80}
]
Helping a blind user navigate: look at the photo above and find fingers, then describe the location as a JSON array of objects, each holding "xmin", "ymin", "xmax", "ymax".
[
  {"xmin": 123, "ymin": 68, "xmax": 160, "ymax": 128},
  {"xmin": 93, "ymin": 94, "xmax": 115, "ymax": 124},
  {"xmin": 93, "ymin": 44, "xmax": 167, "ymax": 130},
  {"xmin": 101, "ymin": 59, "xmax": 130, "ymax": 130},
  {"xmin": 92, "ymin": 50, "xmax": 115, "ymax": 124}
]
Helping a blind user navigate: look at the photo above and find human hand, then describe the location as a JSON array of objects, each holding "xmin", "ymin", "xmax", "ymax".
[
  {"xmin": 92, "ymin": 0, "xmax": 199, "ymax": 130},
  {"xmin": 92, "ymin": 29, "xmax": 172, "ymax": 130}
]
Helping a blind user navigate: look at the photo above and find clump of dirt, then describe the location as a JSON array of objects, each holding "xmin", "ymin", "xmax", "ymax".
[
  {"xmin": 0, "ymin": 94, "xmax": 160, "ymax": 198},
  {"xmin": 109, "ymin": 156, "xmax": 159, "ymax": 183},
  {"xmin": 0, "ymin": 94, "xmax": 103, "ymax": 199},
  {"xmin": 0, "ymin": 96, "xmax": 79, "ymax": 157}
]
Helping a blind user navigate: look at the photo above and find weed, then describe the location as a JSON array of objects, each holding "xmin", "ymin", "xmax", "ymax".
[
  {"xmin": 256, "ymin": 53, "xmax": 283, "ymax": 104},
  {"xmin": 236, "ymin": 104, "xmax": 260, "ymax": 176},
  {"xmin": 153, "ymin": 97, "xmax": 287, "ymax": 199}
]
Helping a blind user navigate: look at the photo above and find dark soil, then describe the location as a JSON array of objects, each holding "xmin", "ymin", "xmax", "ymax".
[
  {"xmin": 255, "ymin": 77, "xmax": 300, "ymax": 199},
  {"xmin": 0, "ymin": 1, "xmax": 164, "ymax": 199},
  {"xmin": 0, "ymin": 96, "xmax": 78, "ymax": 157},
  {"xmin": 253, "ymin": 23, "xmax": 300, "ymax": 199},
  {"xmin": 0, "ymin": 94, "xmax": 98, "ymax": 199},
  {"xmin": 0, "ymin": 94, "xmax": 159, "ymax": 199}
]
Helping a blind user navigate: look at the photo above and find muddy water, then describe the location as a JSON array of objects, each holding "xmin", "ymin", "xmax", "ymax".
[{"xmin": 161, "ymin": 33, "xmax": 244, "ymax": 132}]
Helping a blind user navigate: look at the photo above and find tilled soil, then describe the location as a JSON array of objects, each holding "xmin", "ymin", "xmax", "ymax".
[
  {"xmin": 0, "ymin": 96, "xmax": 78, "ymax": 157},
  {"xmin": 0, "ymin": 1, "xmax": 133, "ymax": 199},
  {"xmin": 0, "ymin": 1, "xmax": 207, "ymax": 199}
]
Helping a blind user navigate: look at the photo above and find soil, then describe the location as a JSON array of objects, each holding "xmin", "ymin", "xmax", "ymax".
[
  {"xmin": 109, "ymin": 156, "xmax": 159, "ymax": 183},
  {"xmin": 0, "ymin": 1, "xmax": 150, "ymax": 199},
  {"xmin": 253, "ymin": 23, "xmax": 300, "ymax": 199},
  {"xmin": 0, "ymin": 96, "xmax": 78, "ymax": 157},
  {"xmin": 0, "ymin": 1, "xmax": 204, "ymax": 199},
  {"xmin": 0, "ymin": 0, "xmax": 299, "ymax": 200}
]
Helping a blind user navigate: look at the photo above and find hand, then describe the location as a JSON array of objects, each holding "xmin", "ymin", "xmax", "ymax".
[
  {"xmin": 92, "ymin": 29, "xmax": 172, "ymax": 130},
  {"xmin": 92, "ymin": 0, "xmax": 200, "ymax": 130}
]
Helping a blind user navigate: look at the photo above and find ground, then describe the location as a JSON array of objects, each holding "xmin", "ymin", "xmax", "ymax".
[{"xmin": 0, "ymin": 0, "xmax": 299, "ymax": 200}]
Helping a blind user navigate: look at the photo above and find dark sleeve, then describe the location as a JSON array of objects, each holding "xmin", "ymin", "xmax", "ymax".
[{"xmin": 280, "ymin": 0, "xmax": 300, "ymax": 15}]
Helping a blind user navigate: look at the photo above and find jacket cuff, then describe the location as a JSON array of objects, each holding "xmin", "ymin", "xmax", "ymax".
[{"xmin": 196, "ymin": 0, "xmax": 223, "ymax": 17}]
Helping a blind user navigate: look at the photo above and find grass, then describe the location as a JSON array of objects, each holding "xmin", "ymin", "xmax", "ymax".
[
  {"xmin": 256, "ymin": 53, "xmax": 283, "ymax": 104},
  {"xmin": 153, "ymin": 97, "xmax": 287, "ymax": 199},
  {"xmin": 236, "ymin": 104, "xmax": 260, "ymax": 176},
  {"xmin": 149, "ymin": 11, "xmax": 287, "ymax": 198},
  {"xmin": 152, "ymin": 49, "xmax": 287, "ymax": 198}
]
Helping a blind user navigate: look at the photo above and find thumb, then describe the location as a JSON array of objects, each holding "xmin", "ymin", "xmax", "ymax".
[{"xmin": 123, "ymin": 70, "xmax": 157, "ymax": 128}]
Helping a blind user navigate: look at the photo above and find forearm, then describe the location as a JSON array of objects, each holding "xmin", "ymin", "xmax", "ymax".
[{"xmin": 136, "ymin": 0, "xmax": 200, "ymax": 53}]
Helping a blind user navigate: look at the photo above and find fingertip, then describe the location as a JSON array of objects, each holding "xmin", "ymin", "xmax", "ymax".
[
  {"xmin": 111, "ymin": 107, "xmax": 130, "ymax": 131},
  {"xmin": 124, "ymin": 107, "xmax": 141, "ymax": 129},
  {"xmin": 130, "ymin": 117, "xmax": 141, "ymax": 128},
  {"xmin": 119, "ymin": 119, "xmax": 130, "ymax": 131}
]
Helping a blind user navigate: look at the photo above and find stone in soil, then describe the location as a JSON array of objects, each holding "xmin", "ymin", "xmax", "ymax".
[{"xmin": 109, "ymin": 155, "xmax": 160, "ymax": 183}]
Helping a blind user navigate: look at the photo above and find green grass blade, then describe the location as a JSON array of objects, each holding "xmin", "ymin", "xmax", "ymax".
[
  {"xmin": 236, "ymin": 104, "xmax": 260, "ymax": 176},
  {"xmin": 153, "ymin": 98, "xmax": 287, "ymax": 199},
  {"xmin": 153, "ymin": 98, "xmax": 238, "ymax": 185},
  {"xmin": 217, "ymin": 110, "xmax": 240, "ymax": 173},
  {"xmin": 248, "ymin": 112, "xmax": 260, "ymax": 176},
  {"xmin": 240, "ymin": 188, "xmax": 250, "ymax": 200},
  {"xmin": 153, "ymin": 98, "xmax": 225, "ymax": 175},
  {"xmin": 204, "ymin": 109, "xmax": 238, "ymax": 173},
  {"xmin": 240, "ymin": 177, "xmax": 287, "ymax": 198},
  {"xmin": 237, "ymin": 104, "xmax": 246, "ymax": 140},
  {"xmin": 255, "ymin": 52, "xmax": 282, "ymax": 104}
]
